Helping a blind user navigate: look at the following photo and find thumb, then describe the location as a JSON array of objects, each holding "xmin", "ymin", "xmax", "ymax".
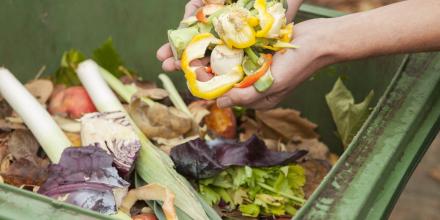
[{"xmin": 217, "ymin": 87, "xmax": 263, "ymax": 108}]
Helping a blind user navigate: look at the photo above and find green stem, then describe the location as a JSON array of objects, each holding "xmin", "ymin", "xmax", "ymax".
[
  {"xmin": 99, "ymin": 67, "xmax": 154, "ymax": 106},
  {"xmin": 244, "ymin": 47, "xmax": 260, "ymax": 65},
  {"xmin": 258, "ymin": 182, "xmax": 306, "ymax": 205},
  {"xmin": 158, "ymin": 73, "xmax": 192, "ymax": 117}
]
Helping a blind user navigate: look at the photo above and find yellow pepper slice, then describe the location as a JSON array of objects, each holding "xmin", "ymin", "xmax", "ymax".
[
  {"xmin": 254, "ymin": 0, "xmax": 275, "ymax": 38},
  {"xmin": 262, "ymin": 41, "xmax": 298, "ymax": 51},
  {"xmin": 213, "ymin": 7, "xmax": 256, "ymax": 49},
  {"xmin": 280, "ymin": 23, "xmax": 294, "ymax": 42},
  {"xmin": 181, "ymin": 33, "xmax": 244, "ymax": 100}
]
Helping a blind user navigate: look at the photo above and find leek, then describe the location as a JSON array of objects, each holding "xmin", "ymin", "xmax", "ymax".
[
  {"xmin": 0, "ymin": 68, "xmax": 71, "ymax": 163},
  {"xmin": 158, "ymin": 74, "xmax": 192, "ymax": 117},
  {"xmin": 76, "ymin": 60, "xmax": 218, "ymax": 220},
  {"xmin": 98, "ymin": 67, "xmax": 154, "ymax": 106}
]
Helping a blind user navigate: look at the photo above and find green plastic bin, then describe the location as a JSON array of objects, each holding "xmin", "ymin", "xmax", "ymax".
[{"xmin": 0, "ymin": 1, "xmax": 439, "ymax": 219}]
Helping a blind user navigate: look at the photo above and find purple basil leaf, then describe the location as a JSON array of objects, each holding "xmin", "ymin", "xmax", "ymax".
[
  {"xmin": 38, "ymin": 146, "xmax": 129, "ymax": 214},
  {"xmin": 170, "ymin": 135, "xmax": 307, "ymax": 179},
  {"xmin": 215, "ymin": 135, "xmax": 307, "ymax": 167},
  {"xmin": 170, "ymin": 138, "xmax": 224, "ymax": 179}
]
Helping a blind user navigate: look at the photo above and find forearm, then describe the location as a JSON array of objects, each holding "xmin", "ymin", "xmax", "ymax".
[{"xmin": 325, "ymin": 0, "xmax": 440, "ymax": 62}]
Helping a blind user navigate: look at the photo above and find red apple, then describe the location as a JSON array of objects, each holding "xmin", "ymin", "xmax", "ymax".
[{"xmin": 49, "ymin": 86, "xmax": 97, "ymax": 119}]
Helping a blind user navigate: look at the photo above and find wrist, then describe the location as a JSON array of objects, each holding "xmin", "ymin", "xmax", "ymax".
[
  {"xmin": 295, "ymin": 18, "xmax": 343, "ymax": 69},
  {"xmin": 304, "ymin": 15, "xmax": 366, "ymax": 67}
]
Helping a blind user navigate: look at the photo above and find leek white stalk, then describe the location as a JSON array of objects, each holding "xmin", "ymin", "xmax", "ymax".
[
  {"xmin": 0, "ymin": 68, "xmax": 71, "ymax": 162},
  {"xmin": 76, "ymin": 61, "xmax": 125, "ymax": 112},
  {"xmin": 76, "ymin": 60, "xmax": 215, "ymax": 220}
]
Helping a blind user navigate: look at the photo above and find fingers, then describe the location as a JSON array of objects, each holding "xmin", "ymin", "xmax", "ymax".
[
  {"xmin": 184, "ymin": 0, "xmax": 204, "ymax": 18},
  {"xmin": 246, "ymin": 92, "xmax": 286, "ymax": 110},
  {"xmin": 162, "ymin": 58, "xmax": 180, "ymax": 72},
  {"xmin": 217, "ymin": 87, "xmax": 264, "ymax": 108},
  {"xmin": 190, "ymin": 57, "xmax": 210, "ymax": 66},
  {"xmin": 286, "ymin": 0, "xmax": 304, "ymax": 22},
  {"xmin": 195, "ymin": 67, "xmax": 214, "ymax": 81},
  {"xmin": 157, "ymin": 43, "xmax": 173, "ymax": 61}
]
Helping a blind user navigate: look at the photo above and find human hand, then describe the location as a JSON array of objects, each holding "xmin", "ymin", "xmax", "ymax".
[
  {"xmin": 156, "ymin": 0, "xmax": 304, "ymax": 72},
  {"xmin": 217, "ymin": 18, "xmax": 338, "ymax": 109},
  {"xmin": 156, "ymin": 0, "xmax": 204, "ymax": 72}
]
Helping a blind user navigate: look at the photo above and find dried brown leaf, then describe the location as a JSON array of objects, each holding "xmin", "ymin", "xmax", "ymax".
[
  {"xmin": 263, "ymin": 139, "xmax": 287, "ymax": 152},
  {"xmin": 188, "ymin": 100, "xmax": 213, "ymax": 125},
  {"xmin": 7, "ymin": 130, "xmax": 40, "ymax": 164},
  {"xmin": 328, "ymin": 153, "xmax": 339, "ymax": 166},
  {"xmin": 0, "ymin": 154, "xmax": 49, "ymax": 186},
  {"xmin": 0, "ymin": 130, "xmax": 49, "ymax": 186},
  {"xmin": 0, "ymin": 99, "xmax": 12, "ymax": 119},
  {"xmin": 256, "ymin": 108, "xmax": 318, "ymax": 141},
  {"xmin": 120, "ymin": 184, "xmax": 177, "ymax": 220},
  {"xmin": 129, "ymin": 98, "xmax": 192, "ymax": 139},
  {"xmin": 0, "ymin": 132, "xmax": 9, "ymax": 162},
  {"xmin": 301, "ymin": 159, "xmax": 331, "ymax": 198},
  {"xmin": 25, "ymin": 79, "xmax": 54, "ymax": 104},
  {"xmin": 0, "ymin": 119, "xmax": 26, "ymax": 132},
  {"xmin": 239, "ymin": 117, "xmax": 260, "ymax": 142},
  {"xmin": 135, "ymin": 88, "xmax": 169, "ymax": 100},
  {"xmin": 286, "ymin": 137, "xmax": 329, "ymax": 160},
  {"xmin": 430, "ymin": 166, "xmax": 440, "ymax": 184},
  {"xmin": 153, "ymin": 136, "xmax": 198, "ymax": 154},
  {"xmin": 120, "ymin": 76, "xmax": 157, "ymax": 90}
]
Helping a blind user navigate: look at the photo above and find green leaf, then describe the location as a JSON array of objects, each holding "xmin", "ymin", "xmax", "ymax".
[
  {"xmin": 198, "ymin": 164, "xmax": 306, "ymax": 217},
  {"xmin": 326, "ymin": 78, "xmax": 374, "ymax": 148},
  {"xmin": 285, "ymin": 205, "xmax": 297, "ymax": 216},
  {"xmin": 218, "ymin": 188, "xmax": 234, "ymax": 208},
  {"xmin": 287, "ymin": 165, "xmax": 306, "ymax": 190},
  {"xmin": 92, "ymin": 38, "xmax": 130, "ymax": 78},
  {"xmin": 239, "ymin": 204, "xmax": 260, "ymax": 217},
  {"xmin": 200, "ymin": 185, "xmax": 221, "ymax": 205},
  {"xmin": 232, "ymin": 188, "xmax": 247, "ymax": 205},
  {"xmin": 51, "ymin": 49, "xmax": 85, "ymax": 86},
  {"xmin": 230, "ymin": 167, "xmax": 247, "ymax": 188},
  {"xmin": 212, "ymin": 171, "xmax": 233, "ymax": 188}
]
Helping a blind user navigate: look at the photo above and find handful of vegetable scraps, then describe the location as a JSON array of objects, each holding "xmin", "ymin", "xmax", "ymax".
[{"xmin": 168, "ymin": 0, "xmax": 296, "ymax": 100}]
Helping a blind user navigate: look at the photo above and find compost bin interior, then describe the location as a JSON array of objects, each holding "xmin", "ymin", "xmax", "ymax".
[
  {"xmin": 0, "ymin": 0, "xmax": 408, "ymax": 218},
  {"xmin": 0, "ymin": 0, "xmax": 406, "ymax": 155}
]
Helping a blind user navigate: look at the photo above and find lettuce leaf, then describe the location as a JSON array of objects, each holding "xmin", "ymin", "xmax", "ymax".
[
  {"xmin": 199, "ymin": 164, "xmax": 306, "ymax": 217},
  {"xmin": 325, "ymin": 78, "xmax": 374, "ymax": 148}
]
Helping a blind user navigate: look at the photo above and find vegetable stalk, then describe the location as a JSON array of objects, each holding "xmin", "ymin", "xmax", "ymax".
[
  {"xmin": 0, "ymin": 68, "xmax": 71, "ymax": 163},
  {"xmin": 76, "ymin": 60, "xmax": 217, "ymax": 220},
  {"xmin": 158, "ymin": 74, "xmax": 192, "ymax": 117},
  {"xmin": 235, "ymin": 54, "xmax": 273, "ymax": 88}
]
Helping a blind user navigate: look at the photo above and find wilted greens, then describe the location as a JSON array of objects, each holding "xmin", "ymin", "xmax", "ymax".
[
  {"xmin": 170, "ymin": 135, "xmax": 307, "ymax": 179},
  {"xmin": 199, "ymin": 164, "xmax": 306, "ymax": 217},
  {"xmin": 326, "ymin": 78, "xmax": 374, "ymax": 147}
]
